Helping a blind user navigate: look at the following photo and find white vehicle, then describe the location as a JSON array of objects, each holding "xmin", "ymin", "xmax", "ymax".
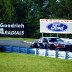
[
  {"xmin": 31, "ymin": 37, "xmax": 65, "ymax": 50},
  {"xmin": 61, "ymin": 38, "xmax": 72, "ymax": 51}
]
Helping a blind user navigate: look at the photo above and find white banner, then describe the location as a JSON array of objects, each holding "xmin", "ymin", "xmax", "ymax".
[{"xmin": 40, "ymin": 19, "xmax": 72, "ymax": 34}]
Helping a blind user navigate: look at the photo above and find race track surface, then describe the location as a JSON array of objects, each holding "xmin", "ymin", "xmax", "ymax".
[{"xmin": 0, "ymin": 40, "xmax": 31, "ymax": 48}]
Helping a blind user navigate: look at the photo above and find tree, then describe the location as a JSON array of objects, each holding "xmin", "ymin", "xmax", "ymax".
[
  {"xmin": 53, "ymin": 0, "xmax": 72, "ymax": 19},
  {"xmin": 11, "ymin": 0, "xmax": 28, "ymax": 23},
  {"xmin": 0, "ymin": 0, "xmax": 14, "ymax": 23}
]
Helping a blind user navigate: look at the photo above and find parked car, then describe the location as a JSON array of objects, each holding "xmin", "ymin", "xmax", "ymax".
[
  {"xmin": 60, "ymin": 38, "xmax": 72, "ymax": 51},
  {"xmin": 31, "ymin": 37, "xmax": 65, "ymax": 50}
]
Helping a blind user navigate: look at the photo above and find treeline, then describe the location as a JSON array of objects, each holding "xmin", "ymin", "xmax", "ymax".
[{"xmin": 0, "ymin": 0, "xmax": 72, "ymax": 38}]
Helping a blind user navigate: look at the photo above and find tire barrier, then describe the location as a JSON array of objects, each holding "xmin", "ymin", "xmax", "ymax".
[
  {"xmin": 0, "ymin": 45, "xmax": 72, "ymax": 60},
  {"xmin": 20, "ymin": 47, "xmax": 28, "ymax": 54}
]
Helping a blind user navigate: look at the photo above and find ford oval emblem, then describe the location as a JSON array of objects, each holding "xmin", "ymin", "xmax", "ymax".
[{"xmin": 47, "ymin": 22, "xmax": 68, "ymax": 31}]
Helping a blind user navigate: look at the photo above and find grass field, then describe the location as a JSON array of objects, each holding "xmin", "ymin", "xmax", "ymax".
[{"xmin": 0, "ymin": 52, "xmax": 72, "ymax": 72}]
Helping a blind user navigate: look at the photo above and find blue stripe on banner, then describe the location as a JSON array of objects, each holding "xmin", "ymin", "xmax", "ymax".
[
  {"xmin": 3, "ymin": 46, "xmax": 12, "ymax": 52},
  {"xmin": 20, "ymin": 47, "xmax": 28, "ymax": 53},
  {"xmin": 12, "ymin": 46, "xmax": 20, "ymax": 53},
  {"xmin": 29, "ymin": 48, "xmax": 36, "ymax": 54}
]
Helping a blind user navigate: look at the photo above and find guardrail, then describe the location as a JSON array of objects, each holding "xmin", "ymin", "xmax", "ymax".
[{"xmin": 0, "ymin": 45, "xmax": 72, "ymax": 59}]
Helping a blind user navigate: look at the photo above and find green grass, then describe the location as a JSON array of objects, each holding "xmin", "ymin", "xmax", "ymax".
[
  {"xmin": 0, "ymin": 37, "xmax": 36, "ymax": 42},
  {"xmin": 0, "ymin": 53, "xmax": 72, "ymax": 72}
]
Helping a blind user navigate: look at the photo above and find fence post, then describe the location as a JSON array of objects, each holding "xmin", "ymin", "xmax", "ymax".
[
  {"xmin": 45, "ymin": 49, "xmax": 48, "ymax": 56},
  {"xmin": 65, "ymin": 51, "xmax": 68, "ymax": 59},
  {"xmin": 55, "ymin": 49, "xmax": 59, "ymax": 58},
  {"xmin": 47, "ymin": 49, "xmax": 48, "ymax": 56},
  {"xmin": 35, "ymin": 48, "xmax": 37, "ymax": 55}
]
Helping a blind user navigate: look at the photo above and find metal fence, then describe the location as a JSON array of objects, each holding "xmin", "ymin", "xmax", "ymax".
[{"xmin": 0, "ymin": 45, "xmax": 72, "ymax": 59}]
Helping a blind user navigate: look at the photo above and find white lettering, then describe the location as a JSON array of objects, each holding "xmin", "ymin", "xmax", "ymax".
[
  {"xmin": 0, "ymin": 23, "xmax": 4, "ymax": 27},
  {"xmin": 0, "ymin": 23, "xmax": 24, "ymax": 28},
  {"xmin": 5, "ymin": 31, "xmax": 8, "ymax": 35},
  {"xmin": 0, "ymin": 28, "xmax": 4, "ymax": 34},
  {"xmin": 51, "ymin": 24, "xmax": 64, "ymax": 31}
]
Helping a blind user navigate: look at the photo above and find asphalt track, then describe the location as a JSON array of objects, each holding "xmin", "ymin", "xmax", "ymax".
[{"xmin": 0, "ymin": 40, "xmax": 31, "ymax": 48}]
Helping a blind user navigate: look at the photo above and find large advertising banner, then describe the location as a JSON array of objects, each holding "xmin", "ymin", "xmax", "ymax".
[
  {"xmin": 0, "ymin": 23, "xmax": 24, "ymax": 36},
  {"xmin": 40, "ymin": 19, "xmax": 72, "ymax": 34}
]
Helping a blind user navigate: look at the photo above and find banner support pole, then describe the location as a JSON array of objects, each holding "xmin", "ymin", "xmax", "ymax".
[
  {"xmin": 50, "ymin": 33, "xmax": 51, "ymax": 37},
  {"xmin": 57, "ymin": 33, "xmax": 58, "ymax": 37},
  {"xmin": 42, "ymin": 33, "xmax": 43, "ymax": 37}
]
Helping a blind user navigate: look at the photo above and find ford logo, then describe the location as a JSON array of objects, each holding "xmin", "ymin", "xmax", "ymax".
[{"xmin": 47, "ymin": 22, "xmax": 68, "ymax": 31}]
